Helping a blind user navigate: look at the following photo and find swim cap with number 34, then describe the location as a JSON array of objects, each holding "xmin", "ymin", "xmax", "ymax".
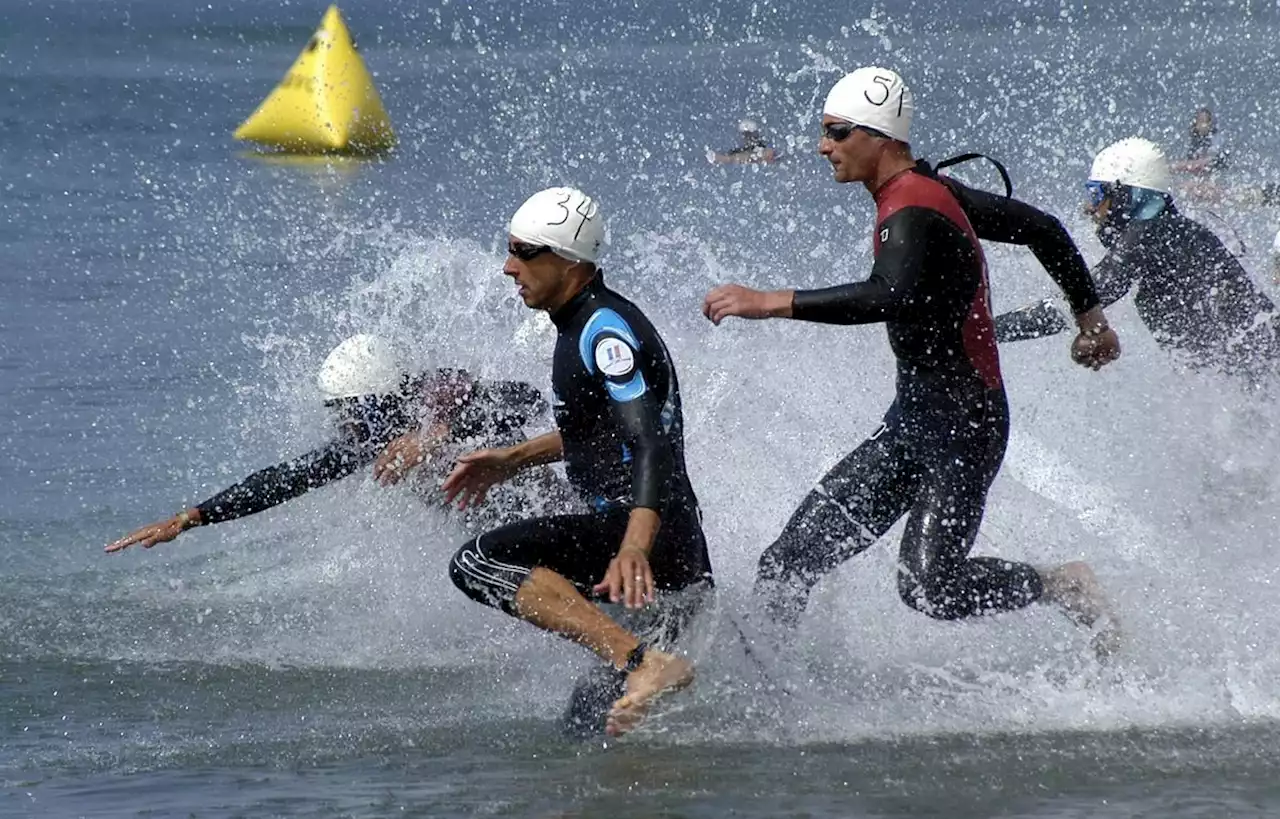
[{"xmin": 509, "ymin": 187, "xmax": 606, "ymax": 264}]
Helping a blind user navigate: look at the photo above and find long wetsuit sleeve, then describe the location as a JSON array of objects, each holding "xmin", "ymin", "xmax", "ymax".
[
  {"xmin": 791, "ymin": 208, "xmax": 939, "ymax": 325},
  {"xmin": 993, "ymin": 298, "xmax": 1071, "ymax": 342},
  {"xmin": 487, "ymin": 380, "xmax": 548, "ymax": 426},
  {"xmin": 610, "ymin": 392, "xmax": 673, "ymax": 512},
  {"xmin": 586, "ymin": 342, "xmax": 672, "ymax": 511},
  {"xmin": 195, "ymin": 440, "xmax": 370, "ymax": 524},
  {"xmin": 949, "ymin": 181, "xmax": 1101, "ymax": 315},
  {"xmin": 1092, "ymin": 249, "xmax": 1140, "ymax": 308}
]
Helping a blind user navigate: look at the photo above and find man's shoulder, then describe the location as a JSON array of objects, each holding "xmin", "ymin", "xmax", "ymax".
[
  {"xmin": 586, "ymin": 286, "xmax": 656, "ymax": 334},
  {"xmin": 879, "ymin": 172, "xmax": 969, "ymax": 227}
]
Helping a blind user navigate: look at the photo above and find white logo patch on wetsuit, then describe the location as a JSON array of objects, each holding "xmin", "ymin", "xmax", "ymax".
[{"xmin": 594, "ymin": 338, "xmax": 636, "ymax": 377}]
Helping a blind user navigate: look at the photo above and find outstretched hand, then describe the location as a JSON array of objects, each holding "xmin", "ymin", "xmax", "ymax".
[
  {"xmin": 702, "ymin": 284, "xmax": 791, "ymax": 325},
  {"xmin": 441, "ymin": 448, "xmax": 516, "ymax": 510},
  {"xmin": 105, "ymin": 512, "xmax": 196, "ymax": 554}
]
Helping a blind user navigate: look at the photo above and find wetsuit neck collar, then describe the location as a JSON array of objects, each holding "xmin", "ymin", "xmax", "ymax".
[
  {"xmin": 550, "ymin": 271, "xmax": 605, "ymax": 329},
  {"xmin": 870, "ymin": 165, "xmax": 917, "ymax": 203}
]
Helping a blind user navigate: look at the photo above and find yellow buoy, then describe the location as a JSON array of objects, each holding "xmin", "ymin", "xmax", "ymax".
[{"xmin": 233, "ymin": 5, "xmax": 395, "ymax": 155}]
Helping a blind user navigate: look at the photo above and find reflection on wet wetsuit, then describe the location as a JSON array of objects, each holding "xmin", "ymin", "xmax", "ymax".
[{"xmin": 754, "ymin": 168, "xmax": 1046, "ymax": 627}]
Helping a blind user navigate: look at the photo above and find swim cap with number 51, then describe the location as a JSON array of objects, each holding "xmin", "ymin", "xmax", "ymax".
[
  {"xmin": 508, "ymin": 187, "xmax": 606, "ymax": 264},
  {"xmin": 823, "ymin": 67, "xmax": 914, "ymax": 144}
]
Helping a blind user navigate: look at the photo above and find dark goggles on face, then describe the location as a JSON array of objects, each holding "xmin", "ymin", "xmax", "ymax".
[
  {"xmin": 822, "ymin": 122, "xmax": 891, "ymax": 142},
  {"xmin": 508, "ymin": 241, "xmax": 553, "ymax": 261},
  {"xmin": 1085, "ymin": 180, "xmax": 1113, "ymax": 207}
]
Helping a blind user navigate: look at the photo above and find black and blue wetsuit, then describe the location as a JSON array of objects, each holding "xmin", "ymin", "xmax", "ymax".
[
  {"xmin": 757, "ymin": 168, "xmax": 1045, "ymax": 629},
  {"xmin": 447, "ymin": 273, "xmax": 713, "ymax": 736},
  {"xmin": 449, "ymin": 273, "xmax": 713, "ymax": 614}
]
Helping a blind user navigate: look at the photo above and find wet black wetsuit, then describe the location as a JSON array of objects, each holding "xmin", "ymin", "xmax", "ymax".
[
  {"xmin": 447, "ymin": 273, "xmax": 713, "ymax": 735},
  {"xmin": 995, "ymin": 203, "xmax": 1280, "ymax": 387},
  {"xmin": 196, "ymin": 370, "xmax": 548, "ymax": 524},
  {"xmin": 924, "ymin": 161, "xmax": 1102, "ymax": 318},
  {"xmin": 756, "ymin": 168, "xmax": 1044, "ymax": 628},
  {"xmin": 449, "ymin": 273, "xmax": 713, "ymax": 612}
]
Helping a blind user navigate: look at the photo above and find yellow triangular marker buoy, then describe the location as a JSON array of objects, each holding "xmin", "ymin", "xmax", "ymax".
[{"xmin": 234, "ymin": 5, "xmax": 395, "ymax": 155}]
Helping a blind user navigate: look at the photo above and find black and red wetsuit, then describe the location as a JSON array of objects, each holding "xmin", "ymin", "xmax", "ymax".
[{"xmin": 756, "ymin": 168, "xmax": 1044, "ymax": 627}]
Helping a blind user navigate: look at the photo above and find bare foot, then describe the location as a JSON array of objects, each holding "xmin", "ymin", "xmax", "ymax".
[
  {"xmin": 605, "ymin": 649, "xmax": 694, "ymax": 737},
  {"xmin": 1041, "ymin": 561, "xmax": 1122, "ymax": 660}
]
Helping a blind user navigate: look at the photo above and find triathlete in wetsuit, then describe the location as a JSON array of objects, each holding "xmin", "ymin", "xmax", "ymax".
[
  {"xmin": 710, "ymin": 119, "xmax": 781, "ymax": 165},
  {"xmin": 703, "ymin": 67, "xmax": 1118, "ymax": 653},
  {"xmin": 1171, "ymin": 108, "xmax": 1231, "ymax": 176},
  {"xmin": 105, "ymin": 334, "xmax": 557, "ymax": 553},
  {"xmin": 441, "ymin": 187, "xmax": 711, "ymax": 737},
  {"xmin": 996, "ymin": 138, "xmax": 1280, "ymax": 389}
]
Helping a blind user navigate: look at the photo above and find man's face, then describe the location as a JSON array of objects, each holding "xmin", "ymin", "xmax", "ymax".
[
  {"xmin": 504, "ymin": 237, "xmax": 570, "ymax": 311},
  {"xmin": 1192, "ymin": 111, "xmax": 1214, "ymax": 137},
  {"xmin": 1085, "ymin": 180, "xmax": 1114, "ymax": 225},
  {"xmin": 817, "ymin": 116, "xmax": 883, "ymax": 184},
  {"xmin": 1087, "ymin": 192, "xmax": 1114, "ymax": 226}
]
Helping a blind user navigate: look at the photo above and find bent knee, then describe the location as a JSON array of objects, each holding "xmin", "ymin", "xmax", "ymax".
[{"xmin": 449, "ymin": 538, "xmax": 528, "ymax": 614}]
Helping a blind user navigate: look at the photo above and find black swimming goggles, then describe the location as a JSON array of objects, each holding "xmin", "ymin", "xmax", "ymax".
[
  {"xmin": 508, "ymin": 241, "xmax": 553, "ymax": 261},
  {"xmin": 822, "ymin": 122, "xmax": 892, "ymax": 142}
]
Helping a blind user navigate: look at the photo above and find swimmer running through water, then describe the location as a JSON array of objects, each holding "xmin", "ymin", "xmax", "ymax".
[
  {"xmin": 443, "ymin": 187, "xmax": 714, "ymax": 736},
  {"xmin": 703, "ymin": 67, "xmax": 1121, "ymax": 657}
]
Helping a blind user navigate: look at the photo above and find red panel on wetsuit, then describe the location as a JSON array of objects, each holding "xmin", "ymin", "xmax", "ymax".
[{"xmin": 874, "ymin": 171, "xmax": 1003, "ymax": 389}]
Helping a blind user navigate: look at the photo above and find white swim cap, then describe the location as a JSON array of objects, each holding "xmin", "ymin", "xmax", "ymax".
[
  {"xmin": 823, "ymin": 67, "xmax": 914, "ymax": 143},
  {"xmin": 1089, "ymin": 138, "xmax": 1171, "ymax": 194},
  {"xmin": 316, "ymin": 334, "xmax": 405, "ymax": 400},
  {"xmin": 739, "ymin": 118, "xmax": 760, "ymax": 133},
  {"xmin": 508, "ymin": 187, "xmax": 605, "ymax": 264}
]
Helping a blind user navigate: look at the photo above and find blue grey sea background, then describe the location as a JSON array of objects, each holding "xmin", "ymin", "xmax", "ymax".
[{"xmin": 5, "ymin": 0, "xmax": 1280, "ymax": 815}]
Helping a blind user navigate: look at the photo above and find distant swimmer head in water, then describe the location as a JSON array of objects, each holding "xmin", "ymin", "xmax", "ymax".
[
  {"xmin": 505, "ymin": 186, "xmax": 604, "ymax": 312},
  {"xmin": 1191, "ymin": 107, "xmax": 1216, "ymax": 142},
  {"xmin": 738, "ymin": 118, "xmax": 765, "ymax": 149},
  {"xmin": 818, "ymin": 66, "xmax": 914, "ymax": 187},
  {"xmin": 709, "ymin": 118, "xmax": 779, "ymax": 164},
  {"xmin": 1086, "ymin": 137, "xmax": 1172, "ymax": 242}
]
